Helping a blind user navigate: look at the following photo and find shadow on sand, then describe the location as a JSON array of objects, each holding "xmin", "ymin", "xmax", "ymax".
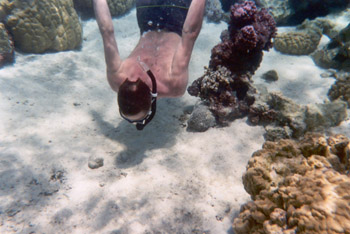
[{"xmin": 91, "ymin": 97, "xmax": 190, "ymax": 169}]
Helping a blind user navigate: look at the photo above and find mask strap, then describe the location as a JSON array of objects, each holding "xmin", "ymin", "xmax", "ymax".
[
  {"xmin": 134, "ymin": 57, "xmax": 158, "ymax": 131},
  {"xmin": 136, "ymin": 98, "xmax": 157, "ymax": 130}
]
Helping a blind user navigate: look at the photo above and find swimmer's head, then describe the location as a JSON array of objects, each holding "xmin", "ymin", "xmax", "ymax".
[{"xmin": 117, "ymin": 78, "xmax": 152, "ymax": 121}]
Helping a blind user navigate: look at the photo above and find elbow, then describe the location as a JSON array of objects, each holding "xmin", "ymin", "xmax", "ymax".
[
  {"xmin": 182, "ymin": 21, "xmax": 203, "ymax": 40},
  {"xmin": 182, "ymin": 28, "xmax": 200, "ymax": 41},
  {"xmin": 99, "ymin": 26, "xmax": 114, "ymax": 37}
]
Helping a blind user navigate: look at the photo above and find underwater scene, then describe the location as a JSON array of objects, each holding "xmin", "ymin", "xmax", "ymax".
[{"xmin": 0, "ymin": 0, "xmax": 350, "ymax": 233}]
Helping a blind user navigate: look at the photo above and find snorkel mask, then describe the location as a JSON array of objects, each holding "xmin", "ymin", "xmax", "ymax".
[{"xmin": 119, "ymin": 59, "xmax": 158, "ymax": 130}]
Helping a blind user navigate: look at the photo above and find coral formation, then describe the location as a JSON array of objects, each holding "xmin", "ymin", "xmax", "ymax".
[
  {"xmin": 328, "ymin": 72, "xmax": 350, "ymax": 107},
  {"xmin": 0, "ymin": 0, "xmax": 136, "ymax": 54},
  {"xmin": 312, "ymin": 23, "xmax": 350, "ymax": 71},
  {"xmin": 263, "ymin": 125, "xmax": 292, "ymax": 142},
  {"xmin": 255, "ymin": 0, "xmax": 350, "ymax": 26},
  {"xmin": 274, "ymin": 30, "xmax": 321, "ymax": 55},
  {"xmin": 209, "ymin": 1, "xmax": 276, "ymax": 74},
  {"xmin": 188, "ymin": 66, "xmax": 256, "ymax": 124},
  {"xmin": 0, "ymin": 23, "xmax": 14, "ymax": 68},
  {"xmin": 187, "ymin": 1, "xmax": 276, "ymax": 126},
  {"xmin": 205, "ymin": 0, "xmax": 225, "ymax": 23},
  {"xmin": 296, "ymin": 18, "xmax": 338, "ymax": 39},
  {"xmin": 253, "ymin": 0, "xmax": 293, "ymax": 25},
  {"xmin": 312, "ymin": 49, "xmax": 340, "ymax": 70},
  {"xmin": 73, "ymin": 0, "xmax": 135, "ymax": 17},
  {"xmin": 0, "ymin": 0, "xmax": 12, "ymax": 22},
  {"xmin": 248, "ymin": 87, "xmax": 347, "ymax": 138},
  {"xmin": 274, "ymin": 18, "xmax": 337, "ymax": 55},
  {"xmin": 289, "ymin": 0, "xmax": 350, "ymax": 24},
  {"xmin": 233, "ymin": 133, "xmax": 350, "ymax": 234},
  {"xmin": 102, "ymin": 0, "xmax": 135, "ymax": 16},
  {"xmin": 187, "ymin": 68, "xmax": 347, "ymax": 136},
  {"xmin": 187, "ymin": 2, "xmax": 347, "ymax": 134},
  {"xmin": 3, "ymin": 0, "xmax": 82, "ymax": 53}
]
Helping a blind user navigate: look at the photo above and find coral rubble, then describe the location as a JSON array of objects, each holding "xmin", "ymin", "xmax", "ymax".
[{"xmin": 234, "ymin": 133, "xmax": 350, "ymax": 234}]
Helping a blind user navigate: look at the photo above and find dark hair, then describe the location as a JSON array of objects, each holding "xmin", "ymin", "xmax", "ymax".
[{"xmin": 117, "ymin": 78, "xmax": 151, "ymax": 116}]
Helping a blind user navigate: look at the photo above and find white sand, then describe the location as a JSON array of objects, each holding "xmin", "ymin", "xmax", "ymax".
[{"xmin": 0, "ymin": 9, "xmax": 349, "ymax": 234}]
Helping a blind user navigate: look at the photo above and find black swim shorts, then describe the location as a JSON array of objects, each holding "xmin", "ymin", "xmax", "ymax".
[{"xmin": 136, "ymin": 0, "xmax": 192, "ymax": 36}]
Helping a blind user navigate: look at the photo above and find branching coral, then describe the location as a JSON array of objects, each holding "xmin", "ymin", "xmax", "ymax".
[{"xmin": 233, "ymin": 133, "xmax": 350, "ymax": 234}]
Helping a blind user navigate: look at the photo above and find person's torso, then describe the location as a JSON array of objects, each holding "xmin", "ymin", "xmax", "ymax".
[{"xmin": 115, "ymin": 31, "xmax": 187, "ymax": 97}]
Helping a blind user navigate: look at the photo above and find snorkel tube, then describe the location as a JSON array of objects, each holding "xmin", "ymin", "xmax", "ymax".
[{"xmin": 135, "ymin": 58, "xmax": 158, "ymax": 130}]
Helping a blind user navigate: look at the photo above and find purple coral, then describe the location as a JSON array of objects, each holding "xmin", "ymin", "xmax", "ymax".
[
  {"xmin": 187, "ymin": 1, "xmax": 276, "ymax": 127},
  {"xmin": 230, "ymin": 1, "xmax": 258, "ymax": 30},
  {"xmin": 210, "ymin": 1, "xmax": 276, "ymax": 74}
]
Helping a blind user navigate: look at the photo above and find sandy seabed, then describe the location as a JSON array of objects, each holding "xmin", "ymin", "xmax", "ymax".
[{"xmin": 0, "ymin": 9, "xmax": 350, "ymax": 234}]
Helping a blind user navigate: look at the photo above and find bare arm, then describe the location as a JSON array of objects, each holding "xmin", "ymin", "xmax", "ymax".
[
  {"xmin": 93, "ymin": 0, "xmax": 121, "ymax": 86},
  {"xmin": 170, "ymin": 0, "xmax": 206, "ymax": 95}
]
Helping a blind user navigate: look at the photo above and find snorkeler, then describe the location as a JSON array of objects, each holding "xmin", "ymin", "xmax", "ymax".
[{"xmin": 93, "ymin": 0, "xmax": 206, "ymax": 130}]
